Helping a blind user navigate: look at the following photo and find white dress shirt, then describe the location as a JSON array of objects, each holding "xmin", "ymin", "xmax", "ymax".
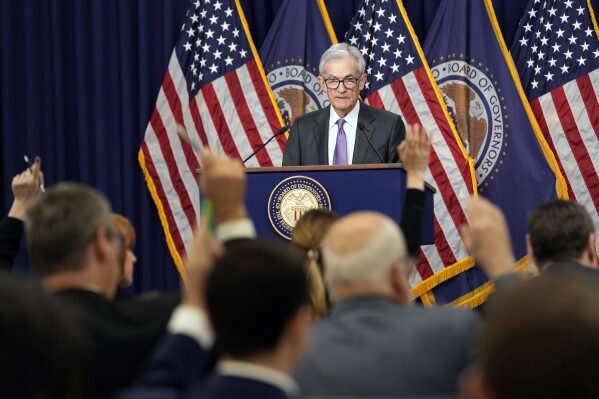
[
  {"xmin": 327, "ymin": 101, "xmax": 360, "ymax": 165},
  {"xmin": 218, "ymin": 360, "xmax": 299, "ymax": 397}
]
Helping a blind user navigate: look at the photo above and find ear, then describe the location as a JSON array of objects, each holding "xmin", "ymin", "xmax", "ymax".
[
  {"xmin": 317, "ymin": 75, "xmax": 328, "ymax": 93},
  {"xmin": 525, "ymin": 234, "xmax": 537, "ymax": 269},
  {"xmin": 460, "ymin": 368, "xmax": 496, "ymax": 399},
  {"xmin": 91, "ymin": 227, "xmax": 114, "ymax": 264},
  {"xmin": 281, "ymin": 305, "xmax": 311, "ymax": 355},
  {"xmin": 390, "ymin": 261, "xmax": 410, "ymax": 304},
  {"xmin": 358, "ymin": 73, "xmax": 367, "ymax": 91},
  {"xmin": 586, "ymin": 233, "xmax": 598, "ymax": 268}
]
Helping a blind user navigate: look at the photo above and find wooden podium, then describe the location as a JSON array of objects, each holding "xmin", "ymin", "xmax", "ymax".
[{"xmin": 239, "ymin": 164, "xmax": 435, "ymax": 243}]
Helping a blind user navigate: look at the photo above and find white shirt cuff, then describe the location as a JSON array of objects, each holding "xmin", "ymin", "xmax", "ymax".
[
  {"xmin": 167, "ymin": 305, "xmax": 214, "ymax": 348},
  {"xmin": 216, "ymin": 218, "xmax": 256, "ymax": 241}
]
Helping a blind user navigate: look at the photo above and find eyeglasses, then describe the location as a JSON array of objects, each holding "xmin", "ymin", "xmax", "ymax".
[{"xmin": 322, "ymin": 75, "xmax": 362, "ymax": 90}]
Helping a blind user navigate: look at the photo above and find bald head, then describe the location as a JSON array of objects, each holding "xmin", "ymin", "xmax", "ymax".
[{"xmin": 322, "ymin": 212, "xmax": 407, "ymax": 299}]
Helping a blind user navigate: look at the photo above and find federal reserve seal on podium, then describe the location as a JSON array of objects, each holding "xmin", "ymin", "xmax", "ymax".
[{"xmin": 268, "ymin": 176, "xmax": 331, "ymax": 240}]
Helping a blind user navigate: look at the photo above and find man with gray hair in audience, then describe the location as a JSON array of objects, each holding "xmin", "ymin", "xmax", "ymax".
[
  {"xmin": 25, "ymin": 182, "xmax": 178, "ymax": 398},
  {"xmin": 294, "ymin": 211, "xmax": 481, "ymax": 397},
  {"xmin": 282, "ymin": 43, "xmax": 405, "ymax": 166}
]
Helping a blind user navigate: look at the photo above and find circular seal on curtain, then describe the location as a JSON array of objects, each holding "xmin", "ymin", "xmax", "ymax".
[{"xmin": 268, "ymin": 176, "xmax": 331, "ymax": 240}]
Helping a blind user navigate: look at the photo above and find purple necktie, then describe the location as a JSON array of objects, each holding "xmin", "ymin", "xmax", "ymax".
[{"xmin": 332, "ymin": 118, "xmax": 348, "ymax": 165}]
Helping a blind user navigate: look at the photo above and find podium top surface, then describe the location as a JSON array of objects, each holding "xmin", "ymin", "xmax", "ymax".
[{"xmin": 196, "ymin": 163, "xmax": 436, "ymax": 192}]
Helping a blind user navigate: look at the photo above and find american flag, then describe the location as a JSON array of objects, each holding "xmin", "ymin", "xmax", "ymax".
[
  {"xmin": 511, "ymin": 0, "xmax": 599, "ymax": 250},
  {"xmin": 345, "ymin": 0, "xmax": 477, "ymax": 299},
  {"xmin": 140, "ymin": 0, "xmax": 285, "ymax": 274}
]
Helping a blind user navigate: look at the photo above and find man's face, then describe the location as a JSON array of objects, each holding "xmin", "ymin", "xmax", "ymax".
[{"xmin": 318, "ymin": 57, "xmax": 366, "ymax": 118}]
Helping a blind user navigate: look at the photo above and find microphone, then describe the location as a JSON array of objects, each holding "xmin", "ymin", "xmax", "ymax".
[
  {"xmin": 357, "ymin": 122, "xmax": 385, "ymax": 163},
  {"xmin": 242, "ymin": 126, "xmax": 289, "ymax": 164}
]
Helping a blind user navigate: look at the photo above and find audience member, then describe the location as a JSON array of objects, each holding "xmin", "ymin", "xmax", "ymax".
[
  {"xmin": 290, "ymin": 123, "xmax": 431, "ymax": 321},
  {"xmin": 462, "ymin": 274, "xmax": 599, "ymax": 399},
  {"xmin": 528, "ymin": 200, "xmax": 598, "ymax": 275},
  {"xmin": 0, "ymin": 275, "xmax": 87, "ymax": 399},
  {"xmin": 119, "ymin": 149, "xmax": 311, "ymax": 399},
  {"xmin": 25, "ymin": 182, "xmax": 178, "ymax": 398},
  {"xmin": 112, "ymin": 213, "xmax": 137, "ymax": 287},
  {"xmin": 461, "ymin": 197, "xmax": 599, "ymax": 284},
  {"xmin": 0, "ymin": 156, "xmax": 43, "ymax": 271},
  {"xmin": 294, "ymin": 210, "xmax": 481, "ymax": 396},
  {"xmin": 112, "ymin": 213, "xmax": 138, "ymax": 296},
  {"xmin": 291, "ymin": 208, "xmax": 339, "ymax": 320}
]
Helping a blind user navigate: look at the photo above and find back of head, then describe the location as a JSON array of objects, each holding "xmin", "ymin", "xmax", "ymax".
[
  {"xmin": 206, "ymin": 239, "xmax": 308, "ymax": 358},
  {"xmin": 291, "ymin": 209, "xmax": 339, "ymax": 320},
  {"xmin": 322, "ymin": 212, "xmax": 407, "ymax": 297},
  {"xmin": 319, "ymin": 43, "xmax": 366, "ymax": 75},
  {"xmin": 528, "ymin": 200, "xmax": 594, "ymax": 268},
  {"xmin": 0, "ymin": 274, "xmax": 88, "ymax": 399},
  {"xmin": 26, "ymin": 182, "xmax": 114, "ymax": 277},
  {"xmin": 481, "ymin": 275, "xmax": 599, "ymax": 399}
]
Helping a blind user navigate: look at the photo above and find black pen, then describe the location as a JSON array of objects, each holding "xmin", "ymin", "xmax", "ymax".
[{"xmin": 23, "ymin": 155, "xmax": 45, "ymax": 193}]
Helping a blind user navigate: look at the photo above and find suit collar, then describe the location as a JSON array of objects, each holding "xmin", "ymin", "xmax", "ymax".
[
  {"xmin": 312, "ymin": 106, "xmax": 330, "ymax": 165},
  {"xmin": 218, "ymin": 360, "xmax": 298, "ymax": 397}
]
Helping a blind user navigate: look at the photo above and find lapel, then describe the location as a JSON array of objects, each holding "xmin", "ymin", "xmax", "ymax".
[
  {"xmin": 312, "ymin": 106, "xmax": 330, "ymax": 165},
  {"xmin": 352, "ymin": 101, "xmax": 377, "ymax": 164}
]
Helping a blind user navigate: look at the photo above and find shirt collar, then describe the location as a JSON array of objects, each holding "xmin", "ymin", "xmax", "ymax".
[
  {"xmin": 328, "ymin": 100, "xmax": 360, "ymax": 129},
  {"xmin": 217, "ymin": 360, "xmax": 299, "ymax": 397}
]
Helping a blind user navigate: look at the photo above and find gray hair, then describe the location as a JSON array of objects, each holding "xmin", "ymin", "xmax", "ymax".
[
  {"xmin": 322, "ymin": 213, "xmax": 407, "ymax": 288},
  {"xmin": 26, "ymin": 182, "xmax": 115, "ymax": 276},
  {"xmin": 319, "ymin": 43, "xmax": 366, "ymax": 76}
]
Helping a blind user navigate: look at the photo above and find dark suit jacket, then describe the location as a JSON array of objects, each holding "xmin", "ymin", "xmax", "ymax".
[
  {"xmin": 294, "ymin": 296, "xmax": 481, "ymax": 397},
  {"xmin": 54, "ymin": 289, "xmax": 179, "ymax": 399},
  {"xmin": 0, "ymin": 217, "xmax": 24, "ymax": 272},
  {"xmin": 282, "ymin": 102, "xmax": 405, "ymax": 166},
  {"xmin": 117, "ymin": 333, "xmax": 292, "ymax": 399}
]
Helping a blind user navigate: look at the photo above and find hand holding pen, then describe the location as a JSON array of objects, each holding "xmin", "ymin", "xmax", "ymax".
[{"xmin": 8, "ymin": 156, "xmax": 45, "ymax": 220}]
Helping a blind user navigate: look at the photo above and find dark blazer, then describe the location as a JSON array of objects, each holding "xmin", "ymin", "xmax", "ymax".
[
  {"xmin": 282, "ymin": 102, "xmax": 405, "ymax": 166},
  {"xmin": 0, "ymin": 217, "xmax": 24, "ymax": 272},
  {"xmin": 294, "ymin": 296, "xmax": 481, "ymax": 397},
  {"xmin": 117, "ymin": 333, "xmax": 292, "ymax": 399},
  {"xmin": 54, "ymin": 289, "xmax": 179, "ymax": 399}
]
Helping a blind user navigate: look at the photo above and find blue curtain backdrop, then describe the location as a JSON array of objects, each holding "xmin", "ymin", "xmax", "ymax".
[{"xmin": 2, "ymin": 0, "xmax": 598, "ymax": 293}]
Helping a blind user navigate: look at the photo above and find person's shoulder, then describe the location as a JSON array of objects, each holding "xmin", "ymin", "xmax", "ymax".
[
  {"xmin": 415, "ymin": 305, "xmax": 482, "ymax": 331},
  {"xmin": 115, "ymin": 292, "xmax": 179, "ymax": 316}
]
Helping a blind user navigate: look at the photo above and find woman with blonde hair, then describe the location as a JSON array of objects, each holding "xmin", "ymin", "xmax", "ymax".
[{"xmin": 290, "ymin": 209, "xmax": 339, "ymax": 320}]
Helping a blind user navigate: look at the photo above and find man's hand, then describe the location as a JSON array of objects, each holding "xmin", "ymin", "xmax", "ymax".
[
  {"xmin": 183, "ymin": 217, "xmax": 223, "ymax": 309},
  {"xmin": 459, "ymin": 196, "xmax": 516, "ymax": 279},
  {"xmin": 200, "ymin": 149, "xmax": 247, "ymax": 223},
  {"xmin": 398, "ymin": 124, "xmax": 430, "ymax": 190},
  {"xmin": 8, "ymin": 156, "xmax": 44, "ymax": 220}
]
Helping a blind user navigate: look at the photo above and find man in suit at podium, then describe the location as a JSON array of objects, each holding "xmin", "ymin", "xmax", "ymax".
[{"xmin": 282, "ymin": 43, "xmax": 405, "ymax": 166}]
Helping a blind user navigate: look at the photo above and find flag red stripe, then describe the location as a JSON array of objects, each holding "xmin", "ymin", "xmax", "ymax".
[
  {"xmin": 551, "ymin": 87, "xmax": 599, "ymax": 213},
  {"xmin": 246, "ymin": 60, "xmax": 287, "ymax": 152},
  {"xmin": 529, "ymin": 98, "xmax": 576, "ymax": 200},
  {"xmin": 141, "ymin": 136, "xmax": 186, "ymax": 255},
  {"xmin": 390, "ymin": 78, "xmax": 467, "ymax": 243},
  {"xmin": 162, "ymin": 70, "xmax": 201, "ymax": 174},
  {"xmin": 188, "ymin": 98, "xmax": 210, "ymax": 147},
  {"xmin": 576, "ymin": 74, "xmax": 599, "ymax": 141},
  {"xmin": 224, "ymin": 71, "xmax": 273, "ymax": 166},
  {"xmin": 412, "ymin": 67, "xmax": 475, "ymax": 193},
  {"xmin": 388, "ymin": 79, "xmax": 460, "ymax": 266},
  {"xmin": 149, "ymin": 107, "xmax": 197, "ymax": 231},
  {"xmin": 415, "ymin": 250, "xmax": 434, "ymax": 280},
  {"xmin": 201, "ymin": 83, "xmax": 242, "ymax": 159},
  {"xmin": 365, "ymin": 90, "xmax": 385, "ymax": 109}
]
